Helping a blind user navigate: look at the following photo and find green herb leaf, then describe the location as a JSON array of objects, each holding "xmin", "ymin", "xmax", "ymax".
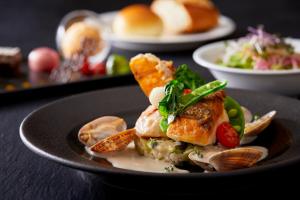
[
  {"xmin": 159, "ymin": 117, "xmax": 169, "ymax": 133},
  {"xmin": 175, "ymin": 64, "xmax": 205, "ymax": 90},
  {"xmin": 158, "ymin": 80, "xmax": 185, "ymax": 118}
]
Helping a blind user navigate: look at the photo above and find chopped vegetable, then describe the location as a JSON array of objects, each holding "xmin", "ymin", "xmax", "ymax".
[
  {"xmin": 216, "ymin": 122, "xmax": 240, "ymax": 148},
  {"xmin": 224, "ymin": 96, "xmax": 245, "ymax": 137},
  {"xmin": 106, "ymin": 54, "xmax": 130, "ymax": 75},
  {"xmin": 183, "ymin": 88, "xmax": 192, "ymax": 95},
  {"xmin": 164, "ymin": 165, "xmax": 175, "ymax": 172},
  {"xmin": 175, "ymin": 64, "xmax": 205, "ymax": 90},
  {"xmin": 220, "ymin": 26, "xmax": 300, "ymax": 70}
]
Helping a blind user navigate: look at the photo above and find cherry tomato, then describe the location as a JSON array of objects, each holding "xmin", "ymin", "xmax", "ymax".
[
  {"xmin": 91, "ymin": 62, "xmax": 106, "ymax": 75},
  {"xmin": 216, "ymin": 122, "xmax": 240, "ymax": 148},
  {"xmin": 183, "ymin": 89, "xmax": 192, "ymax": 95},
  {"xmin": 80, "ymin": 57, "xmax": 93, "ymax": 76}
]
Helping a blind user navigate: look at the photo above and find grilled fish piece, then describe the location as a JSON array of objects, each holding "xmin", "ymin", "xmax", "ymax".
[
  {"xmin": 167, "ymin": 91, "xmax": 229, "ymax": 146},
  {"xmin": 130, "ymin": 53, "xmax": 175, "ymax": 96}
]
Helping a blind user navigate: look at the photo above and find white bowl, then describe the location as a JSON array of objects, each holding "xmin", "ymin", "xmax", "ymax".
[{"xmin": 193, "ymin": 38, "xmax": 300, "ymax": 96}]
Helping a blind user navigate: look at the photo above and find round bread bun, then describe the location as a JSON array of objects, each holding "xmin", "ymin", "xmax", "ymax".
[
  {"xmin": 61, "ymin": 22, "xmax": 102, "ymax": 58},
  {"xmin": 151, "ymin": 0, "xmax": 219, "ymax": 34},
  {"xmin": 113, "ymin": 4, "xmax": 163, "ymax": 37}
]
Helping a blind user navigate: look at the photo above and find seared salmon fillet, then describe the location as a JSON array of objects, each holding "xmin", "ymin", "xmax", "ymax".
[
  {"xmin": 167, "ymin": 91, "xmax": 229, "ymax": 146},
  {"xmin": 130, "ymin": 53, "xmax": 175, "ymax": 96}
]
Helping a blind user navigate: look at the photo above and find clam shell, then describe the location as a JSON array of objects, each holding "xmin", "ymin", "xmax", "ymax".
[
  {"xmin": 242, "ymin": 106, "xmax": 253, "ymax": 124},
  {"xmin": 90, "ymin": 128, "xmax": 136, "ymax": 153},
  {"xmin": 188, "ymin": 146, "xmax": 268, "ymax": 172},
  {"xmin": 244, "ymin": 111, "xmax": 276, "ymax": 137},
  {"xmin": 240, "ymin": 136, "xmax": 257, "ymax": 145},
  {"xmin": 188, "ymin": 146, "xmax": 225, "ymax": 171},
  {"xmin": 208, "ymin": 146, "xmax": 268, "ymax": 172},
  {"xmin": 78, "ymin": 116, "xmax": 127, "ymax": 147}
]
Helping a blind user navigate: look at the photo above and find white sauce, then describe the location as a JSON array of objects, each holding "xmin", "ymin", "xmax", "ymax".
[{"xmin": 85, "ymin": 144, "xmax": 188, "ymax": 173}]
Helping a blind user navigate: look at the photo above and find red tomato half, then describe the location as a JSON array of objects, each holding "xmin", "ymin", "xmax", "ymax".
[
  {"xmin": 183, "ymin": 89, "xmax": 192, "ymax": 95},
  {"xmin": 216, "ymin": 122, "xmax": 240, "ymax": 148}
]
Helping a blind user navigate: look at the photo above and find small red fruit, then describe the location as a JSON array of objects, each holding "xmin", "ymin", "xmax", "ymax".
[
  {"xmin": 91, "ymin": 62, "xmax": 106, "ymax": 75},
  {"xmin": 80, "ymin": 56, "xmax": 93, "ymax": 76},
  {"xmin": 183, "ymin": 89, "xmax": 192, "ymax": 95},
  {"xmin": 216, "ymin": 122, "xmax": 240, "ymax": 148}
]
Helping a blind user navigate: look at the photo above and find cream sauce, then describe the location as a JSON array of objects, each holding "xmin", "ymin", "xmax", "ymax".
[{"xmin": 85, "ymin": 145, "xmax": 188, "ymax": 173}]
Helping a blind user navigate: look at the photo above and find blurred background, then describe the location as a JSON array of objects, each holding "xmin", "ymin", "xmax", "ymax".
[{"xmin": 1, "ymin": 0, "xmax": 300, "ymax": 55}]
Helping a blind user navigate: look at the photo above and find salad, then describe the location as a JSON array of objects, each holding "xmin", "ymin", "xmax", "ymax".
[
  {"xmin": 219, "ymin": 26, "xmax": 300, "ymax": 70},
  {"xmin": 78, "ymin": 54, "xmax": 276, "ymax": 173}
]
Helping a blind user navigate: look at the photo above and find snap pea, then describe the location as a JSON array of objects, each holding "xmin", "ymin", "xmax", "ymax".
[
  {"xmin": 224, "ymin": 96, "xmax": 245, "ymax": 137},
  {"xmin": 178, "ymin": 80, "xmax": 227, "ymax": 113}
]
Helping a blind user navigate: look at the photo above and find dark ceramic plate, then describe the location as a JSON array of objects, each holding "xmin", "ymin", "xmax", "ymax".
[
  {"xmin": 0, "ymin": 61, "xmax": 134, "ymax": 103},
  {"xmin": 20, "ymin": 86, "xmax": 300, "ymax": 192}
]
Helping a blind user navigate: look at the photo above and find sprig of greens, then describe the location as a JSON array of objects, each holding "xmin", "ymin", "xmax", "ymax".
[
  {"xmin": 175, "ymin": 64, "xmax": 205, "ymax": 90},
  {"xmin": 159, "ymin": 80, "xmax": 184, "ymax": 132}
]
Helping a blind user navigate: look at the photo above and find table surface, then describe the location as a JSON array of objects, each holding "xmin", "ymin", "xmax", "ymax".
[{"xmin": 1, "ymin": 0, "xmax": 300, "ymax": 199}]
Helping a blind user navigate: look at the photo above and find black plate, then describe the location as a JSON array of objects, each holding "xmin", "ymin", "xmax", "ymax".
[
  {"xmin": 20, "ymin": 86, "xmax": 300, "ymax": 193},
  {"xmin": 0, "ymin": 61, "xmax": 135, "ymax": 103}
]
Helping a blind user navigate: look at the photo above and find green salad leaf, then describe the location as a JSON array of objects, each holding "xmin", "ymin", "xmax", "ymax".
[
  {"xmin": 175, "ymin": 64, "xmax": 205, "ymax": 90},
  {"xmin": 227, "ymin": 53, "xmax": 254, "ymax": 69}
]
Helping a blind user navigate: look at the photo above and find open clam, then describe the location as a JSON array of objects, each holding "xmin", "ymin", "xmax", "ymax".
[
  {"xmin": 78, "ymin": 116, "xmax": 127, "ymax": 147},
  {"xmin": 209, "ymin": 146, "xmax": 268, "ymax": 172},
  {"xmin": 90, "ymin": 128, "xmax": 136, "ymax": 153},
  {"xmin": 241, "ymin": 106, "xmax": 252, "ymax": 124},
  {"xmin": 241, "ymin": 111, "xmax": 276, "ymax": 145},
  {"xmin": 189, "ymin": 146, "xmax": 268, "ymax": 172}
]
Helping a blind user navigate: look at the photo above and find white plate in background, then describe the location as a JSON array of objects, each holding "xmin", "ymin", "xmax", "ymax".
[{"xmin": 99, "ymin": 11, "xmax": 236, "ymax": 52}]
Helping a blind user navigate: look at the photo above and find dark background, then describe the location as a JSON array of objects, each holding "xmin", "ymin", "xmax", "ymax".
[
  {"xmin": 1, "ymin": 0, "xmax": 300, "ymax": 199},
  {"xmin": 1, "ymin": 0, "xmax": 300, "ymax": 55}
]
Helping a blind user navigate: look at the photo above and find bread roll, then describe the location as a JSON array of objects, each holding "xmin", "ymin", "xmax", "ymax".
[
  {"xmin": 151, "ymin": 0, "xmax": 219, "ymax": 34},
  {"xmin": 62, "ymin": 22, "xmax": 101, "ymax": 58},
  {"xmin": 113, "ymin": 4, "xmax": 163, "ymax": 37}
]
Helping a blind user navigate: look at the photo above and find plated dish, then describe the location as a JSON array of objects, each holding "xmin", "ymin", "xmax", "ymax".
[
  {"xmin": 20, "ymin": 78, "xmax": 299, "ymax": 177},
  {"xmin": 112, "ymin": 0, "xmax": 219, "ymax": 37},
  {"xmin": 77, "ymin": 54, "xmax": 278, "ymax": 173},
  {"xmin": 99, "ymin": 2, "xmax": 235, "ymax": 51},
  {"xmin": 219, "ymin": 26, "xmax": 300, "ymax": 70},
  {"xmin": 193, "ymin": 27, "xmax": 300, "ymax": 95}
]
